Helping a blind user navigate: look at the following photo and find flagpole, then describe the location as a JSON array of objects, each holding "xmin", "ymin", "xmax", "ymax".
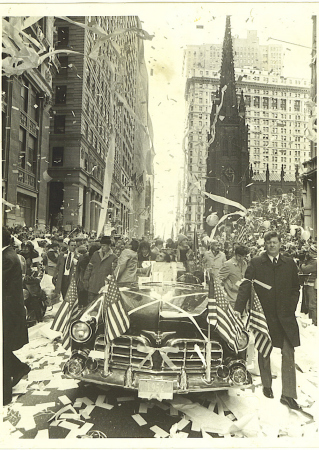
[
  {"xmin": 103, "ymin": 291, "xmax": 110, "ymax": 376},
  {"xmin": 205, "ymin": 276, "xmax": 214, "ymax": 382}
]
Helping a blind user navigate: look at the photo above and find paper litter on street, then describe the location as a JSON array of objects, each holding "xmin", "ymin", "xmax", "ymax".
[
  {"xmin": 58, "ymin": 395, "xmax": 72, "ymax": 405},
  {"xmin": 150, "ymin": 425, "xmax": 169, "ymax": 438},
  {"xmin": 132, "ymin": 414, "xmax": 147, "ymax": 426},
  {"xmin": 117, "ymin": 396, "xmax": 135, "ymax": 402},
  {"xmin": 138, "ymin": 403, "xmax": 149, "ymax": 414}
]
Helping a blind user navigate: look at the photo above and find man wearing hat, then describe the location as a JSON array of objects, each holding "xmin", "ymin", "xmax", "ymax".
[
  {"xmin": 301, "ymin": 244, "xmax": 317, "ymax": 326},
  {"xmin": 83, "ymin": 236, "xmax": 118, "ymax": 303}
]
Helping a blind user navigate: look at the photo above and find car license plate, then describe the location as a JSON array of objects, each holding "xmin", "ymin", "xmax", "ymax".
[{"xmin": 138, "ymin": 379, "xmax": 174, "ymax": 400}]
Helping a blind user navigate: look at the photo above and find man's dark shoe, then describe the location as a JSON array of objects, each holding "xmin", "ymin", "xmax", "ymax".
[
  {"xmin": 262, "ymin": 387, "xmax": 274, "ymax": 398},
  {"xmin": 280, "ymin": 395, "xmax": 300, "ymax": 410},
  {"xmin": 12, "ymin": 364, "xmax": 31, "ymax": 388}
]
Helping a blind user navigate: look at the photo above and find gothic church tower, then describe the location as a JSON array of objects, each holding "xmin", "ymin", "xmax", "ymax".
[{"xmin": 205, "ymin": 16, "xmax": 250, "ymax": 225}]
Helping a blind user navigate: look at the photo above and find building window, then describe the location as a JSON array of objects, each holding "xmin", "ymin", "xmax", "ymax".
[
  {"xmin": 57, "ymin": 55, "xmax": 68, "ymax": 76},
  {"xmin": 54, "ymin": 115, "xmax": 66, "ymax": 134},
  {"xmin": 57, "ymin": 27, "xmax": 69, "ymax": 47},
  {"xmin": 263, "ymin": 97, "xmax": 269, "ymax": 109},
  {"xmin": 27, "ymin": 135, "xmax": 37, "ymax": 173},
  {"xmin": 19, "ymin": 127, "xmax": 27, "ymax": 168},
  {"xmin": 20, "ymin": 81, "xmax": 29, "ymax": 113},
  {"xmin": 294, "ymin": 100, "xmax": 300, "ymax": 112},
  {"xmin": 253, "ymin": 96, "xmax": 260, "ymax": 107},
  {"xmin": 29, "ymin": 87, "xmax": 38, "ymax": 122},
  {"xmin": 55, "ymin": 85, "xmax": 67, "ymax": 104},
  {"xmin": 52, "ymin": 147, "xmax": 64, "ymax": 166}
]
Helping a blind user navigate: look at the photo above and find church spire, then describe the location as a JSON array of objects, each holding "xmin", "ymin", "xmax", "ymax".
[{"xmin": 219, "ymin": 16, "xmax": 238, "ymax": 119}]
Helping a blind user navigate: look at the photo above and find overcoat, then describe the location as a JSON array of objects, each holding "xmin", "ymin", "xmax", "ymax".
[
  {"xmin": 2, "ymin": 246, "xmax": 29, "ymax": 351},
  {"xmin": 234, "ymin": 251, "xmax": 300, "ymax": 348},
  {"xmin": 83, "ymin": 249, "xmax": 117, "ymax": 294},
  {"xmin": 53, "ymin": 252, "xmax": 77, "ymax": 295}
]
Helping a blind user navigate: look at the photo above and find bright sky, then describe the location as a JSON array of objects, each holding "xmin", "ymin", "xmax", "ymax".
[{"xmin": 3, "ymin": 2, "xmax": 317, "ymax": 240}]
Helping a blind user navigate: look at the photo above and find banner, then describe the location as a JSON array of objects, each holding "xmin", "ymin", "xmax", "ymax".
[{"xmin": 97, "ymin": 132, "xmax": 115, "ymax": 237}]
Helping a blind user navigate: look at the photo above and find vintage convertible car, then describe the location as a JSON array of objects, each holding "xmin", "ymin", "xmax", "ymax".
[{"xmin": 63, "ymin": 268, "xmax": 252, "ymax": 400}]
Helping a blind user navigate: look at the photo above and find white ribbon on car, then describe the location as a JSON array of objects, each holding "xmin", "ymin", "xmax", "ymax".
[
  {"xmin": 136, "ymin": 344, "xmax": 179, "ymax": 370},
  {"xmin": 126, "ymin": 291, "xmax": 209, "ymax": 342},
  {"xmin": 240, "ymin": 278, "xmax": 272, "ymax": 290},
  {"xmin": 194, "ymin": 344, "xmax": 207, "ymax": 368}
]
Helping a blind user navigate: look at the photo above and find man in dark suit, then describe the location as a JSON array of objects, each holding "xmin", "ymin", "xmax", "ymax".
[
  {"xmin": 2, "ymin": 227, "xmax": 31, "ymax": 406},
  {"xmin": 53, "ymin": 239, "xmax": 77, "ymax": 299},
  {"xmin": 234, "ymin": 230, "xmax": 301, "ymax": 410}
]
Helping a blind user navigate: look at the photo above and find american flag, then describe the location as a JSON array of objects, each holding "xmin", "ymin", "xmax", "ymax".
[
  {"xmin": 249, "ymin": 289, "xmax": 273, "ymax": 359},
  {"xmin": 103, "ymin": 278, "xmax": 130, "ymax": 342},
  {"xmin": 237, "ymin": 224, "xmax": 248, "ymax": 244},
  {"xmin": 207, "ymin": 281, "xmax": 244, "ymax": 354},
  {"xmin": 51, "ymin": 274, "xmax": 79, "ymax": 350}
]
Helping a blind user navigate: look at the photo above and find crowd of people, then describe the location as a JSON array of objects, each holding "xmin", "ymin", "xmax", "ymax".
[{"xmin": 2, "ymin": 223, "xmax": 317, "ymax": 407}]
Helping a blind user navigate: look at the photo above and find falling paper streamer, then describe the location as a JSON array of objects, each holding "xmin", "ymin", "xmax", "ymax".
[
  {"xmin": 97, "ymin": 131, "xmax": 115, "ymax": 237},
  {"xmin": 204, "ymin": 191, "xmax": 247, "ymax": 213},
  {"xmin": 210, "ymin": 211, "xmax": 246, "ymax": 240},
  {"xmin": 42, "ymin": 170, "xmax": 52, "ymax": 182}
]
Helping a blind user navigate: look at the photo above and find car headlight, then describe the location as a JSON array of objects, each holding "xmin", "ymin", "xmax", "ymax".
[
  {"xmin": 70, "ymin": 321, "xmax": 92, "ymax": 343},
  {"xmin": 237, "ymin": 330, "xmax": 249, "ymax": 351},
  {"xmin": 226, "ymin": 330, "xmax": 249, "ymax": 352}
]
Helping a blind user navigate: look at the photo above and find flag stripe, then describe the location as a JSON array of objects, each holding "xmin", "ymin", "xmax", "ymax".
[
  {"xmin": 51, "ymin": 274, "xmax": 79, "ymax": 351},
  {"xmin": 249, "ymin": 290, "xmax": 273, "ymax": 358},
  {"xmin": 207, "ymin": 281, "xmax": 244, "ymax": 353},
  {"xmin": 103, "ymin": 279, "xmax": 130, "ymax": 342}
]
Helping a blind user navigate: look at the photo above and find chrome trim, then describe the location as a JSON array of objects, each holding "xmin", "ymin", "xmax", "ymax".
[
  {"xmin": 70, "ymin": 320, "xmax": 93, "ymax": 343},
  {"xmin": 95, "ymin": 334, "xmax": 153, "ymax": 369}
]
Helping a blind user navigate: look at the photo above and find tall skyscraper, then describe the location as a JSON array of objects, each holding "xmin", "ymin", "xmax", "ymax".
[{"xmin": 49, "ymin": 16, "xmax": 154, "ymax": 236}]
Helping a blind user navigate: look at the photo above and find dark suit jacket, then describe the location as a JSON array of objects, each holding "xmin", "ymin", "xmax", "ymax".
[
  {"xmin": 234, "ymin": 251, "xmax": 300, "ymax": 348},
  {"xmin": 53, "ymin": 252, "xmax": 77, "ymax": 294},
  {"xmin": 2, "ymin": 246, "xmax": 28, "ymax": 351}
]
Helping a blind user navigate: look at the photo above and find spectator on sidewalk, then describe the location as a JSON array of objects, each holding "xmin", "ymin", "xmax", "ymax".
[
  {"xmin": 19, "ymin": 240, "xmax": 39, "ymax": 276},
  {"xmin": 137, "ymin": 241, "xmax": 152, "ymax": 267},
  {"xmin": 42, "ymin": 242, "xmax": 60, "ymax": 277},
  {"xmin": 301, "ymin": 244, "xmax": 317, "ymax": 326},
  {"xmin": 150, "ymin": 239, "xmax": 164, "ymax": 261},
  {"xmin": 202, "ymin": 240, "xmax": 226, "ymax": 280},
  {"xmin": 83, "ymin": 236, "xmax": 118, "ymax": 303},
  {"xmin": 76, "ymin": 242, "xmax": 100, "ymax": 309},
  {"xmin": 218, "ymin": 244, "xmax": 249, "ymax": 308},
  {"xmin": 52, "ymin": 239, "xmax": 77, "ymax": 300},
  {"xmin": 2, "ymin": 227, "xmax": 30, "ymax": 406},
  {"xmin": 114, "ymin": 238, "xmax": 140, "ymax": 283}
]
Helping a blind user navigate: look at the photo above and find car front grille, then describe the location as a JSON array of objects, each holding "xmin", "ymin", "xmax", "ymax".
[
  {"xmin": 164, "ymin": 338, "xmax": 223, "ymax": 371},
  {"xmin": 94, "ymin": 334, "xmax": 153, "ymax": 369},
  {"xmin": 94, "ymin": 335, "xmax": 223, "ymax": 372}
]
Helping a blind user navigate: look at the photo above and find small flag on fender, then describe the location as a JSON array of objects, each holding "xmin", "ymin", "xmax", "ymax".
[{"xmin": 103, "ymin": 278, "xmax": 130, "ymax": 342}]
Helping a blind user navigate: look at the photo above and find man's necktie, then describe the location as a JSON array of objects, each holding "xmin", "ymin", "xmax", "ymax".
[
  {"xmin": 66, "ymin": 252, "xmax": 72, "ymax": 271},
  {"xmin": 273, "ymin": 257, "xmax": 278, "ymax": 265}
]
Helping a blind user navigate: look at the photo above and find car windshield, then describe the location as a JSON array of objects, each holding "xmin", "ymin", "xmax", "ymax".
[{"xmin": 120, "ymin": 282, "xmax": 208, "ymax": 316}]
